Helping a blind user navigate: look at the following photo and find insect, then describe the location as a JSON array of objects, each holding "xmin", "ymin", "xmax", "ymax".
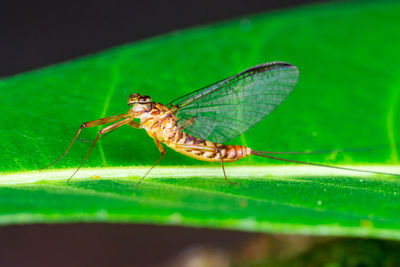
[{"xmin": 42, "ymin": 61, "xmax": 399, "ymax": 185}]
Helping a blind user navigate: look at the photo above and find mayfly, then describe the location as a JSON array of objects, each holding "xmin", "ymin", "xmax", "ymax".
[{"xmin": 42, "ymin": 61, "xmax": 399, "ymax": 185}]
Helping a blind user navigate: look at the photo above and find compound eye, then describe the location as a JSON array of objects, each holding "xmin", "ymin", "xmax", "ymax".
[
  {"xmin": 140, "ymin": 95, "xmax": 151, "ymax": 103},
  {"xmin": 129, "ymin": 93, "xmax": 139, "ymax": 99}
]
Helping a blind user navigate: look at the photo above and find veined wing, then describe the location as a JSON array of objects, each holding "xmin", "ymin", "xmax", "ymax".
[{"xmin": 170, "ymin": 62, "xmax": 299, "ymax": 143}]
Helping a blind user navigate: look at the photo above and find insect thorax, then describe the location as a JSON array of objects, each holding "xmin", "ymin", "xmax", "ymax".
[{"xmin": 130, "ymin": 102, "xmax": 167, "ymax": 123}]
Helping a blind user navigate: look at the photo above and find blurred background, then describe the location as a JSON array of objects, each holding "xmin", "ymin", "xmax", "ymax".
[
  {"xmin": 4, "ymin": 0, "xmax": 390, "ymax": 266},
  {"xmin": 0, "ymin": 0, "xmax": 322, "ymax": 78}
]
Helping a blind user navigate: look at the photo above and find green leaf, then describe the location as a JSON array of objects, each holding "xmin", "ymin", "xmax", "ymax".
[{"xmin": 1, "ymin": 1, "xmax": 400, "ymax": 240}]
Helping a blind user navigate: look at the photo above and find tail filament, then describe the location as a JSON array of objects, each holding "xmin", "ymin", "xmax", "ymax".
[{"xmin": 251, "ymin": 150, "xmax": 400, "ymax": 177}]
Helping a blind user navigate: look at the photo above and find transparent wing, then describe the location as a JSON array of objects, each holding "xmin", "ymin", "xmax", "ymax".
[{"xmin": 170, "ymin": 62, "xmax": 299, "ymax": 143}]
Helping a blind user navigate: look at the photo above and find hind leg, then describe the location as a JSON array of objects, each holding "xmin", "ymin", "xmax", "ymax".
[{"xmin": 175, "ymin": 144, "xmax": 238, "ymax": 185}]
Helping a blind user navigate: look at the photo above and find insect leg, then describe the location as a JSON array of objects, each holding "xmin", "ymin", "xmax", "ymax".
[
  {"xmin": 81, "ymin": 119, "xmax": 138, "ymax": 143},
  {"xmin": 135, "ymin": 136, "xmax": 166, "ymax": 188},
  {"xmin": 127, "ymin": 120, "xmax": 142, "ymax": 129},
  {"xmin": 41, "ymin": 114, "xmax": 128, "ymax": 170},
  {"xmin": 218, "ymin": 151, "xmax": 238, "ymax": 185},
  {"xmin": 175, "ymin": 144, "xmax": 238, "ymax": 185},
  {"xmin": 67, "ymin": 117, "xmax": 133, "ymax": 182}
]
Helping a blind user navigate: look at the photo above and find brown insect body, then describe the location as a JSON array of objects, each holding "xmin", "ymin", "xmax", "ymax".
[
  {"xmin": 132, "ymin": 101, "xmax": 252, "ymax": 163},
  {"xmin": 43, "ymin": 63, "xmax": 400, "ymax": 186}
]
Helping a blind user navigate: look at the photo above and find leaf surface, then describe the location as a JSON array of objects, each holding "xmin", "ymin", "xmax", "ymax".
[{"xmin": 1, "ymin": 1, "xmax": 400, "ymax": 239}]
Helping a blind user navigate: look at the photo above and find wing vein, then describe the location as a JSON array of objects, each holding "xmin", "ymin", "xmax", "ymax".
[{"xmin": 172, "ymin": 62, "xmax": 299, "ymax": 143}]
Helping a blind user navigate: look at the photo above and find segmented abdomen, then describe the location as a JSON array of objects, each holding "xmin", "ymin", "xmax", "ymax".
[
  {"xmin": 143, "ymin": 113, "xmax": 252, "ymax": 162},
  {"xmin": 169, "ymin": 130, "xmax": 252, "ymax": 162}
]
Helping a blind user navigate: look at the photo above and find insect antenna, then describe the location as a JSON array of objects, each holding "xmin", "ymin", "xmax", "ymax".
[{"xmin": 251, "ymin": 151, "xmax": 400, "ymax": 177}]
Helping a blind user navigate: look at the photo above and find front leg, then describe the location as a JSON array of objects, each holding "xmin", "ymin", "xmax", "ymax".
[
  {"xmin": 81, "ymin": 119, "xmax": 142, "ymax": 143},
  {"xmin": 68, "ymin": 117, "xmax": 133, "ymax": 181},
  {"xmin": 41, "ymin": 113, "xmax": 128, "ymax": 170}
]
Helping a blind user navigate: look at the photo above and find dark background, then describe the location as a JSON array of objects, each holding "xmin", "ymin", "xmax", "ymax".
[
  {"xmin": 1, "ymin": 0, "xmax": 325, "ymax": 266},
  {"xmin": 0, "ymin": 0, "xmax": 323, "ymax": 78}
]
